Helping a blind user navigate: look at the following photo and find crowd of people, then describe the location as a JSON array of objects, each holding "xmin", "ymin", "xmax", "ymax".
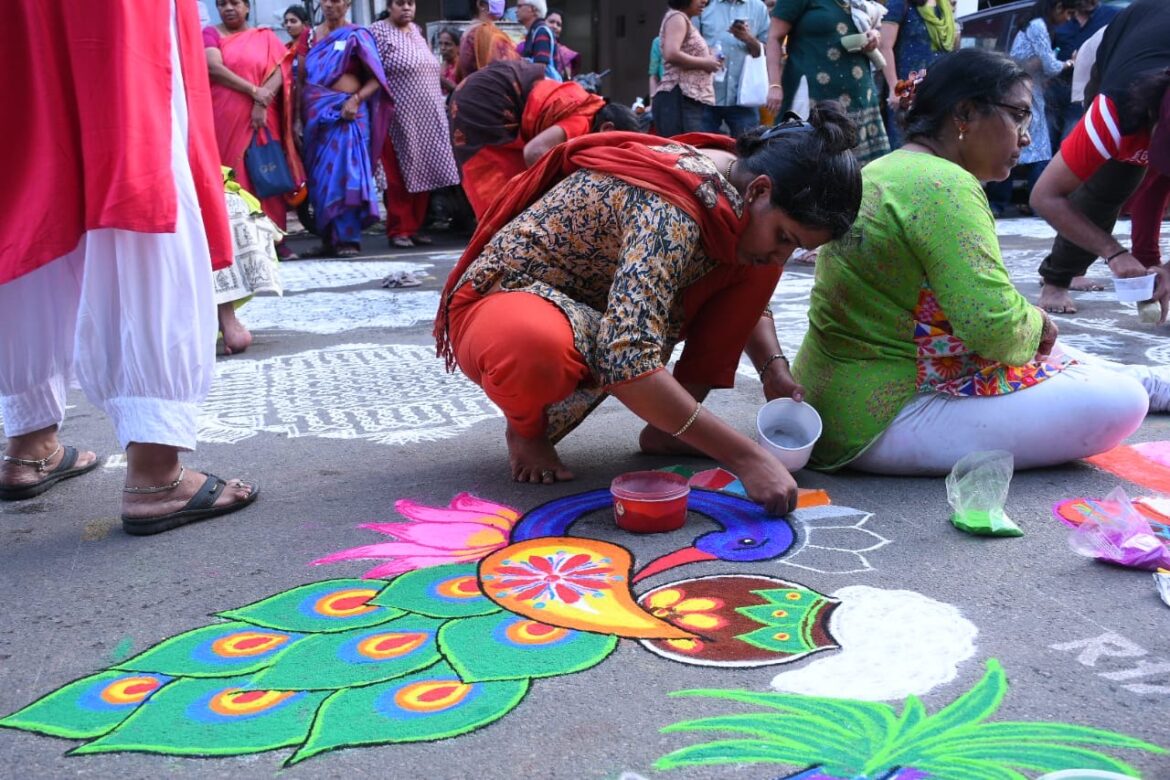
[{"xmin": 2, "ymin": 0, "xmax": 1168, "ymax": 534}]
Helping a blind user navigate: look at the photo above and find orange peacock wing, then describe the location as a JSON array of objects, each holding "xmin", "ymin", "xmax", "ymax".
[{"xmin": 478, "ymin": 539, "xmax": 694, "ymax": 640}]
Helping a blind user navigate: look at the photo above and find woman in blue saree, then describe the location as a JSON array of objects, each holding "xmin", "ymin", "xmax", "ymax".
[{"xmin": 296, "ymin": 0, "xmax": 392, "ymax": 257}]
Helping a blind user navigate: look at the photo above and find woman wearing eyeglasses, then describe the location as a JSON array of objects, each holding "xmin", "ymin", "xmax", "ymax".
[
  {"xmin": 435, "ymin": 106, "xmax": 862, "ymax": 515},
  {"xmin": 792, "ymin": 49, "xmax": 1148, "ymax": 475}
]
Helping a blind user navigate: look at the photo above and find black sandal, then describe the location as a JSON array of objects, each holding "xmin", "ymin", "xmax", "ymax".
[
  {"xmin": 121, "ymin": 473, "xmax": 259, "ymax": 536},
  {"xmin": 0, "ymin": 446, "xmax": 100, "ymax": 501}
]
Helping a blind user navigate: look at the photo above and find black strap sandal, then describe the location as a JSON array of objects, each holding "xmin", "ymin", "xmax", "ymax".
[
  {"xmin": 121, "ymin": 473, "xmax": 259, "ymax": 536},
  {"xmin": 0, "ymin": 446, "xmax": 100, "ymax": 501}
]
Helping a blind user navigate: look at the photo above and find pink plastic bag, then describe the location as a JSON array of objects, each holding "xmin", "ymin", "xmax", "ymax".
[{"xmin": 1068, "ymin": 487, "xmax": 1170, "ymax": 570}]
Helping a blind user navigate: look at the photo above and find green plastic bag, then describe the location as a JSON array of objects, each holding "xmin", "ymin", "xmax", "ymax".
[{"xmin": 945, "ymin": 450, "xmax": 1023, "ymax": 537}]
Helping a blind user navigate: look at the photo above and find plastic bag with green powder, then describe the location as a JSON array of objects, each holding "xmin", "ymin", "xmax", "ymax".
[{"xmin": 946, "ymin": 450, "xmax": 1023, "ymax": 537}]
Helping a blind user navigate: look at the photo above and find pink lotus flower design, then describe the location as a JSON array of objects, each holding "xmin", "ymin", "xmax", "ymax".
[{"xmin": 312, "ymin": 493, "xmax": 520, "ymax": 579}]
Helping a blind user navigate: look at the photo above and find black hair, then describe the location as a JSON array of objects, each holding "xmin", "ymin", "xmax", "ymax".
[
  {"xmin": 284, "ymin": 4, "xmax": 309, "ymax": 22},
  {"xmin": 1119, "ymin": 67, "xmax": 1170, "ymax": 135},
  {"xmin": 734, "ymin": 102, "xmax": 861, "ymax": 239},
  {"xmin": 1015, "ymin": 0, "xmax": 1076, "ymax": 31},
  {"xmin": 376, "ymin": 8, "xmax": 390, "ymax": 19},
  {"xmin": 666, "ymin": 0, "xmax": 692, "ymax": 11},
  {"xmin": 438, "ymin": 25, "xmax": 463, "ymax": 45},
  {"xmin": 901, "ymin": 48, "xmax": 1031, "ymax": 140},
  {"xmin": 591, "ymin": 101, "xmax": 642, "ymax": 133},
  {"xmin": 547, "ymin": 7, "xmax": 564, "ymax": 20}
]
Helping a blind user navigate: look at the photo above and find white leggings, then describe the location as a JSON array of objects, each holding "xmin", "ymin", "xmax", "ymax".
[
  {"xmin": 0, "ymin": 4, "xmax": 216, "ymax": 450},
  {"xmin": 850, "ymin": 363, "xmax": 1149, "ymax": 476}
]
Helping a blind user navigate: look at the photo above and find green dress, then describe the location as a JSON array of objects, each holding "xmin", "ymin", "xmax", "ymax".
[
  {"xmin": 772, "ymin": 0, "xmax": 890, "ymax": 164},
  {"xmin": 792, "ymin": 150, "xmax": 1062, "ymax": 470}
]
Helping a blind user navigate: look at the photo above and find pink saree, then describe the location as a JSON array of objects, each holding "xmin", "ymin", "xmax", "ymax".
[{"xmin": 206, "ymin": 26, "xmax": 292, "ymax": 229}]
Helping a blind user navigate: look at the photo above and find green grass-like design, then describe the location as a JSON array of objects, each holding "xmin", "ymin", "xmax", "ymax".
[{"xmin": 656, "ymin": 660, "xmax": 1166, "ymax": 778}]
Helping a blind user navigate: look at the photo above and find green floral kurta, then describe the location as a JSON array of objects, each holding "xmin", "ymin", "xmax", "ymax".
[
  {"xmin": 792, "ymin": 150, "xmax": 1059, "ymax": 470},
  {"xmin": 772, "ymin": 0, "xmax": 890, "ymax": 164}
]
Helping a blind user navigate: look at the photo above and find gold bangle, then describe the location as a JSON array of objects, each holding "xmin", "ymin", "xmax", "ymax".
[
  {"xmin": 671, "ymin": 402, "xmax": 703, "ymax": 438},
  {"xmin": 768, "ymin": 83, "xmax": 782, "ymax": 89}
]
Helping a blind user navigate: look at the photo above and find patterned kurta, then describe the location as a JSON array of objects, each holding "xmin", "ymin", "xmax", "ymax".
[
  {"xmin": 370, "ymin": 21, "xmax": 460, "ymax": 193},
  {"xmin": 772, "ymin": 0, "xmax": 890, "ymax": 164},
  {"xmin": 1009, "ymin": 17, "xmax": 1065, "ymax": 165},
  {"xmin": 455, "ymin": 169, "xmax": 722, "ymax": 386},
  {"xmin": 450, "ymin": 148, "xmax": 774, "ymax": 440},
  {"xmin": 792, "ymin": 150, "xmax": 1064, "ymax": 470},
  {"xmin": 885, "ymin": 0, "xmax": 949, "ymax": 79}
]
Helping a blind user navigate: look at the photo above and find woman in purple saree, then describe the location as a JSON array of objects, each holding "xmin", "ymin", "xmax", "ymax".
[{"xmin": 297, "ymin": 0, "xmax": 392, "ymax": 257}]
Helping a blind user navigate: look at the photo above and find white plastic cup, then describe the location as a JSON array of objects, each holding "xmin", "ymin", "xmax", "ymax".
[
  {"xmin": 755, "ymin": 399, "xmax": 823, "ymax": 471},
  {"xmin": 1113, "ymin": 273, "xmax": 1155, "ymax": 302},
  {"xmin": 840, "ymin": 32, "xmax": 868, "ymax": 52}
]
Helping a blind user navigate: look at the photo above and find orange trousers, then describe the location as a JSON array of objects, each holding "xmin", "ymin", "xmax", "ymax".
[{"xmin": 447, "ymin": 286, "xmax": 590, "ymax": 438}]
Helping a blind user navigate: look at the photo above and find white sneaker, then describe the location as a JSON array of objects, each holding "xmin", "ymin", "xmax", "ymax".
[{"xmin": 1116, "ymin": 363, "xmax": 1170, "ymax": 413}]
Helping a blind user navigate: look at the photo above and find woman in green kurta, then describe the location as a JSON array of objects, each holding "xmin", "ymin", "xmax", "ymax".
[
  {"xmin": 793, "ymin": 49, "xmax": 1148, "ymax": 474},
  {"xmin": 765, "ymin": 0, "xmax": 890, "ymax": 164}
]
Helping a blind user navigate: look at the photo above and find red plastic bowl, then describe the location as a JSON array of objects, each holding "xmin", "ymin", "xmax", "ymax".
[{"xmin": 610, "ymin": 471, "xmax": 691, "ymax": 534}]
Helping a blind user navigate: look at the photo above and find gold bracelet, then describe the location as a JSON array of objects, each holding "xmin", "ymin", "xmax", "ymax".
[
  {"xmin": 768, "ymin": 83, "xmax": 782, "ymax": 89},
  {"xmin": 671, "ymin": 402, "xmax": 703, "ymax": 438}
]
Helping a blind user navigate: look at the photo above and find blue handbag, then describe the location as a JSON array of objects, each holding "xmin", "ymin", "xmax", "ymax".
[{"xmin": 244, "ymin": 129, "xmax": 295, "ymax": 197}]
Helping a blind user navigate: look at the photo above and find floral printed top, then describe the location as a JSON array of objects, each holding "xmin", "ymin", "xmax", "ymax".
[
  {"xmin": 772, "ymin": 0, "xmax": 890, "ymax": 164},
  {"xmin": 885, "ymin": 0, "xmax": 949, "ymax": 79},
  {"xmin": 792, "ymin": 150, "xmax": 1064, "ymax": 470},
  {"xmin": 454, "ymin": 168, "xmax": 727, "ymax": 387},
  {"xmin": 1009, "ymin": 17, "xmax": 1065, "ymax": 165}
]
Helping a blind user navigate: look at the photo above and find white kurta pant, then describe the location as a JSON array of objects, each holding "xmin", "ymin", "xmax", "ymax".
[
  {"xmin": 0, "ymin": 4, "xmax": 216, "ymax": 450},
  {"xmin": 850, "ymin": 362, "xmax": 1149, "ymax": 476}
]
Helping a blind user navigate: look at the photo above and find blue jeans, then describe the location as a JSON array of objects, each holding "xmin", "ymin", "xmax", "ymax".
[{"xmin": 701, "ymin": 105, "xmax": 762, "ymax": 139}]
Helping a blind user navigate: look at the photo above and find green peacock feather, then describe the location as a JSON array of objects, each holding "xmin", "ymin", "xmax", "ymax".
[
  {"xmin": 0, "ymin": 566, "xmax": 617, "ymax": 765},
  {"xmin": 655, "ymin": 659, "xmax": 1166, "ymax": 779}
]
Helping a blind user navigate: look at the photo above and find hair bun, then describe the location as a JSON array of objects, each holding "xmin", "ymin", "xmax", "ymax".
[{"xmin": 808, "ymin": 101, "xmax": 858, "ymax": 155}]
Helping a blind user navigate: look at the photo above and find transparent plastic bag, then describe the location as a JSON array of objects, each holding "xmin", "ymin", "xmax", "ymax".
[
  {"xmin": 1068, "ymin": 487, "xmax": 1170, "ymax": 570},
  {"xmin": 945, "ymin": 450, "xmax": 1023, "ymax": 537}
]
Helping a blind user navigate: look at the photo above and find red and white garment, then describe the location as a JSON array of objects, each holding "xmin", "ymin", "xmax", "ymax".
[
  {"xmin": 1061, "ymin": 93, "xmax": 1152, "ymax": 181},
  {"xmin": 0, "ymin": 0, "xmax": 223, "ymax": 450}
]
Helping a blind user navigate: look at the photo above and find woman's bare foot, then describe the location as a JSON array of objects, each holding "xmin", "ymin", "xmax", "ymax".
[
  {"xmin": 638, "ymin": 424, "xmax": 707, "ymax": 457},
  {"xmin": 218, "ymin": 302, "xmax": 253, "ymax": 356},
  {"xmin": 0, "ymin": 427, "xmax": 98, "ymax": 489},
  {"xmin": 505, "ymin": 426, "xmax": 574, "ymax": 484},
  {"xmin": 1038, "ymin": 284, "xmax": 1078, "ymax": 314}
]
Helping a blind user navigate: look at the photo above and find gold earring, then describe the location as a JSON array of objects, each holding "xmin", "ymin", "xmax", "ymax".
[{"xmin": 958, "ymin": 126, "xmax": 967, "ymax": 141}]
